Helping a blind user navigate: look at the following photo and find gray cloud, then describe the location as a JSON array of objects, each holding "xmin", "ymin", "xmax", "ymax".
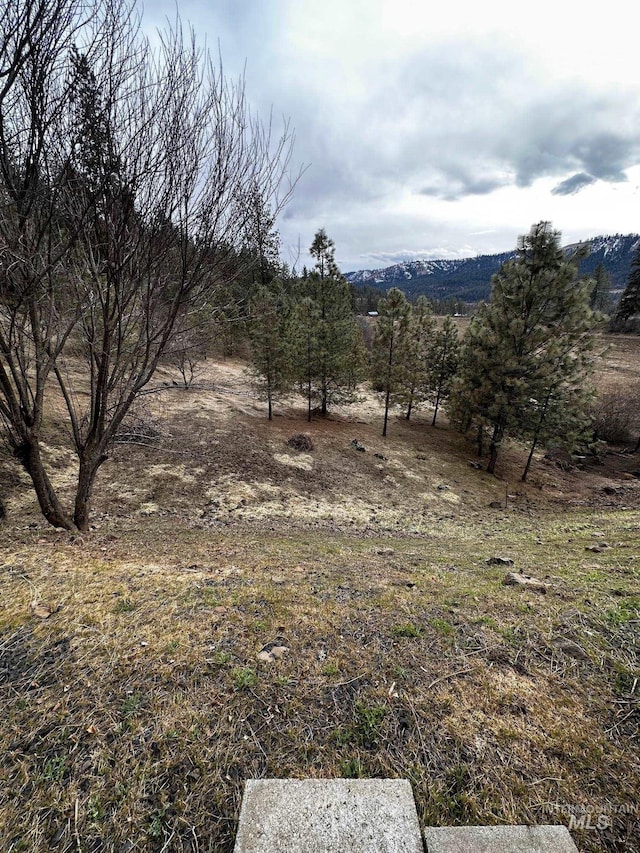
[
  {"xmin": 144, "ymin": 2, "xmax": 640, "ymax": 271},
  {"xmin": 551, "ymin": 172, "xmax": 597, "ymax": 196}
]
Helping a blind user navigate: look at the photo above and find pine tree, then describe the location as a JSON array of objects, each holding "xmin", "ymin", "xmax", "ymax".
[
  {"xmin": 519, "ymin": 371, "xmax": 594, "ymax": 481},
  {"xmin": 428, "ymin": 315, "xmax": 460, "ymax": 426},
  {"xmin": 248, "ymin": 280, "xmax": 292, "ymax": 419},
  {"xmin": 243, "ymin": 180, "xmax": 281, "ymax": 288},
  {"xmin": 449, "ymin": 222, "xmax": 597, "ymax": 476},
  {"xmin": 612, "ymin": 246, "xmax": 640, "ymax": 331},
  {"xmin": 590, "ymin": 263, "xmax": 611, "ymax": 314},
  {"xmin": 398, "ymin": 296, "xmax": 434, "ymax": 421},
  {"xmin": 298, "ymin": 229, "xmax": 361, "ymax": 416},
  {"xmin": 371, "ymin": 287, "xmax": 411, "ymax": 437},
  {"xmin": 290, "ymin": 296, "xmax": 319, "ymax": 423},
  {"xmin": 345, "ymin": 323, "xmax": 369, "ymax": 391}
]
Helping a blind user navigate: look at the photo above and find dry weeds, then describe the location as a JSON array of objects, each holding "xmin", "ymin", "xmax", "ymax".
[{"xmin": 1, "ymin": 340, "xmax": 639, "ymax": 852}]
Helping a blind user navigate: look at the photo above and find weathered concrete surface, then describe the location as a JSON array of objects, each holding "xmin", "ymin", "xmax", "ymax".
[
  {"xmin": 424, "ymin": 825, "xmax": 579, "ymax": 852},
  {"xmin": 233, "ymin": 779, "xmax": 423, "ymax": 852}
]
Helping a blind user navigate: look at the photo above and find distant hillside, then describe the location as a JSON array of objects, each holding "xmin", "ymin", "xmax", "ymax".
[{"xmin": 345, "ymin": 233, "xmax": 640, "ymax": 303}]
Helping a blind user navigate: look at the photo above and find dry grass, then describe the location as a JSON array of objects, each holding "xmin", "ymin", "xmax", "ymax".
[{"xmin": 1, "ymin": 343, "xmax": 640, "ymax": 852}]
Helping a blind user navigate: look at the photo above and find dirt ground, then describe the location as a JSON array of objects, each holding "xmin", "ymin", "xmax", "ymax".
[
  {"xmin": 5, "ymin": 333, "xmax": 640, "ymax": 534},
  {"xmin": 1, "ymin": 334, "xmax": 639, "ymax": 853}
]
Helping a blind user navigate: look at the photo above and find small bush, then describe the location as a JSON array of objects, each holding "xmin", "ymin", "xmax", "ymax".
[
  {"xmin": 231, "ymin": 667, "xmax": 258, "ymax": 690},
  {"xmin": 287, "ymin": 433, "xmax": 314, "ymax": 451},
  {"xmin": 114, "ymin": 400, "xmax": 161, "ymax": 445},
  {"xmin": 591, "ymin": 383, "xmax": 640, "ymax": 445}
]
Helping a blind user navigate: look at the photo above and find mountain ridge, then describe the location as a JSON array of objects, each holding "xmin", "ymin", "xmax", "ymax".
[{"xmin": 345, "ymin": 233, "xmax": 640, "ymax": 303}]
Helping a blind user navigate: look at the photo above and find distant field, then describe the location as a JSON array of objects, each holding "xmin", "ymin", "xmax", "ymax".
[{"xmin": 1, "ymin": 341, "xmax": 639, "ymax": 852}]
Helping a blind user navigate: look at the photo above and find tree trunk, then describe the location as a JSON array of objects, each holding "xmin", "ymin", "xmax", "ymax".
[
  {"xmin": 477, "ymin": 424, "xmax": 484, "ymax": 458},
  {"xmin": 634, "ymin": 433, "xmax": 640, "ymax": 453},
  {"xmin": 405, "ymin": 397, "xmax": 413, "ymax": 421},
  {"xmin": 522, "ymin": 392, "xmax": 550, "ymax": 481},
  {"xmin": 432, "ymin": 386, "xmax": 442, "ymax": 427},
  {"xmin": 74, "ymin": 452, "xmax": 108, "ymax": 531},
  {"xmin": 382, "ymin": 387, "xmax": 391, "ymax": 437},
  {"xmin": 486, "ymin": 423, "xmax": 503, "ymax": 475},
  {"xmin": 521, "ymin": 435, "xmax": 538, "ymax": 482},
  {"xmin": 20, "ymin": 437, "xmax": 75, "ymax": 530}
]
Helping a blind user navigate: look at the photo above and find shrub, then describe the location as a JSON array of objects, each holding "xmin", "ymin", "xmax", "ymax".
[{"xmin": 591, "ymin": 382, "xmax": 640, "ymax": 445}]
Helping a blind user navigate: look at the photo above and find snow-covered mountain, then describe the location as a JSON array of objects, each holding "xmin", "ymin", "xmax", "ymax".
[{"xmin": 345, "ymin": 234, "xmax": 640, "ymax": 303}]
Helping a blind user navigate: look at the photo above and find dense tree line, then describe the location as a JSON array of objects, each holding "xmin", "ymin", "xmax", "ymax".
[{"xmin": 244, "ymin": 221, "xmax": 604, "ymax": 486}]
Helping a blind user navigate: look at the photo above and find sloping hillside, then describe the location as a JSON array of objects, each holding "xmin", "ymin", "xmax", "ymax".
[{"xmin": 1, "ymin": 352, "xmax": 639, "ymax": 853}]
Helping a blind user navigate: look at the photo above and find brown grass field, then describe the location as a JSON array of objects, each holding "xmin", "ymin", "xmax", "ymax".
[{"xmin": 1, "ymin": 332, "xmax": 639, "ymax": 852}]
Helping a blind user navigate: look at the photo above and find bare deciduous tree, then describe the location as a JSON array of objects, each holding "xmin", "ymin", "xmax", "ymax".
[{"xmin": 0, "ymin": 0, "xmax": 296, "ymax": 530}]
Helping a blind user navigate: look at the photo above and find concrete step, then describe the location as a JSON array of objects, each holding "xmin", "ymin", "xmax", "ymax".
[
  {"xmin": 233, "ymin": 779, "xmax": 579, "ymax": 852},
  {"xmin": 233, "ymin": 778, "xmax": 424, "ymax": 852},
  {"xmin": 424, "ymin": 825, "xmax": 579, "ymax": 852}
]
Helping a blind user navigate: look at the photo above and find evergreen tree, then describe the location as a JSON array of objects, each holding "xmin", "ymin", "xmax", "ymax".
[
  {"xmin": 590, "ymin": 263, "xmax": 612, "ymax": 314},
  {"xmin": 248, "ymin": 280, "xmax": 291, "ymax": 419},
  {"xmin": 428, "ymin": 315, "xmax": 460, "ymax": 426},
  {"xmin": 345, "ymin": 323, "xmax": 369, "ymax": 391},
  {"xmin": 449, "ymin": 222, "xmax": 597, "ymax": 476},
  {"xmin": 243, "ymin": 180, "xmax": 281, "ymax": 288},
  {"xmin": 612, "ymin": 246, "xmax": 640, "ymax": 331},
  {"xmin": 371, "ymin": 287, "xmax": 411, "ymax": 437},
  {"xmin": 519, "ymin": 373, "xmax": 594, "ymax": 481},
  {"xmin": 398, "ymin": 296, "xmax": 435, "ymax": 421},
  {"xmin": 298, "ymin": 229, "xmax": 361, "ymax": 416},
  {"xmin": 290, "ymin": 296, "xmax": 319, "ymax": 423}
]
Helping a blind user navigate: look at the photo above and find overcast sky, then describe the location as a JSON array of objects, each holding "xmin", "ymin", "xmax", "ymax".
[{"xmin": 145, "ymin": 0, "xmax": 640, "ymax": 272}]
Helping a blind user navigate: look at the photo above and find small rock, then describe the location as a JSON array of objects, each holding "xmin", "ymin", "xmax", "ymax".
[
  {"xmin": 503, "ymin": 572, "xmax": 548, "ymax": 593},
  {"xmin": 30, "ymin": 601, "xmax": 55, "ymax": 619},
  {"xmin": 486, "ymin": 556, "xmax": 514, "ymax": 566},
  {"xmin": 351, "ymin": 439, "xmax": 366, "ymax": 452},
  {"xmin": 489, "ymin": 501, "xmax": 503, "ymax": 509},
  {"xmin": 257, "ymin": 645, "xmax": 289, "ymax": 663},
  {"xmin": 554, "ymin": 638, "xmax": 591, "ymax": 662},
  {"xmin": 376, "ymin": 548, "xmax": 395, "ymax": 557},
  {"xmin": 269, "ymin": 645, "xmax": 288, "ymax": 660},
  {"xmin": 374, "ymin": 453, "xmax": 387, "ymax": 460},
  {"xmin": 602, "ymin": 485, "xmax": 621, "ymax": 495},
  {"xmin": 468, "ymin": 461, "xmax": 483, "ymax": 470}
]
